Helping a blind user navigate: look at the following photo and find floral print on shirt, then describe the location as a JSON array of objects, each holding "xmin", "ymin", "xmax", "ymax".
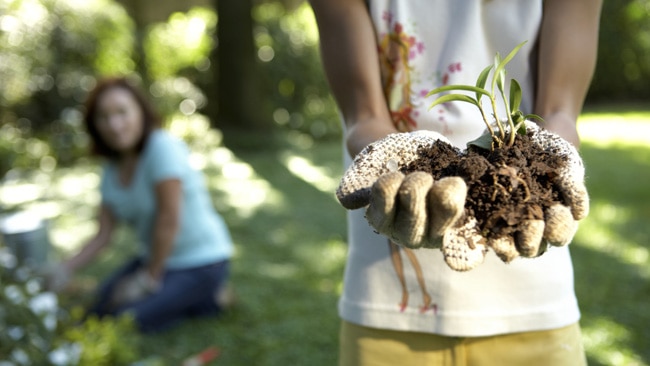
[
  {"xmin": 378, "ymin": 11, "xmax": 463, "ymax": 138},
  {"xmin": 377, "ymin": 12, "xmax": 425, "ymax": 132}
]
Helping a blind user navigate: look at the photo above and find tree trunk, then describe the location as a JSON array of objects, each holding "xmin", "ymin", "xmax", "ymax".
[{"xmin": 213, "ymin": 0, "xmax": 265, "ymax": 130}]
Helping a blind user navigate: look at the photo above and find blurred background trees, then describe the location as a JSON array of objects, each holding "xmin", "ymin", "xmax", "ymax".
[
  {"xmin": 0, "ymin": 0, "xmax": 337, "ymax": 179},
  {"xmin": 0, "ymin": 0, "xmax": 648, "ymax": 178}
]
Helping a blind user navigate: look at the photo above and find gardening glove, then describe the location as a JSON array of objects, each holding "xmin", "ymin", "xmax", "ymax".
[
  {"xmin": 110, "ymin": 269, "xmax": 161, "ymax": 307},
  {"xmin": 336, "ymin": 131, "xmax": 489, "ymax": 271},
  {"xmin": 41, "ymin": 262, "xmax": 72, "ymax": 293},
  {"xmin": 489, "ymin": 121, "xmax": 589, "ymax": 262}
]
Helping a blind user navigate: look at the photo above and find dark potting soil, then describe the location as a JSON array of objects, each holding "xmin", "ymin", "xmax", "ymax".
[{"xmin": 402, "ymin": 131, "xmax": 567, "ymax": 240}]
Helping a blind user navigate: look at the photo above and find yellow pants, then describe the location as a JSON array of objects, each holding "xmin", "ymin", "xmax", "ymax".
[{"xmin": 339, "ymin": 320, "xmax": 587, "ymax": 366}]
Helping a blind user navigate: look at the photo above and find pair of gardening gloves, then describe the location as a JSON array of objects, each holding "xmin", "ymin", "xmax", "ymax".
[{"xmin": 337, "ymin": 121, "xmax": 589, "ymax": 271}]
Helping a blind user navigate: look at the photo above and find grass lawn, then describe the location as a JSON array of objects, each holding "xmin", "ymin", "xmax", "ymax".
[{"xmin": 3, "ymin": 107, "xmax": 648, "ymax": 365}]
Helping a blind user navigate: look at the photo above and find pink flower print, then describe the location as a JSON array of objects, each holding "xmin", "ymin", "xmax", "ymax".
[
  {"xmin": 383, "ymin": 11, "xmax": 393, "ymax": 24},
  {"xmin": 394, "ymin": 22, "xmax": 403, "ymax": 34},
  {"xmin": 419, "ymin": 89, "xmax": 429, "ymax": 97},
  {"xmin": 407, "ymin": 36, "xmax": 416, "ymax": 47},
  {"xmin": 441, "ymin": 62, "xmax": 462, "ymax": 85},
  {"xmin": 417, "ymin": 42, "xmax": 425, "ymax": 54},
  {"xmin": 448, "ymin": 62, "xmax": 462, "ymax": 73}
]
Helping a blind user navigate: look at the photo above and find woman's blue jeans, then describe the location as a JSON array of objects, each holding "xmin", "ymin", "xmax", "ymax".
[{"xmin": 89, "ymin": 257, "xmax": 230, "ymax": 333}]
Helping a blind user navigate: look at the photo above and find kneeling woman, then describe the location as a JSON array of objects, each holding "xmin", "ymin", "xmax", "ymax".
[{"xmin": 63, "ymin": 77, "xmax": 233, "ymax": 332}]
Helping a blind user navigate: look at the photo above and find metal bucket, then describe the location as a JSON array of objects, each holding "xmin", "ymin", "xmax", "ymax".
[{"xmin": 0, "ymin": 211, "xmax": 50, "ymax": 267}]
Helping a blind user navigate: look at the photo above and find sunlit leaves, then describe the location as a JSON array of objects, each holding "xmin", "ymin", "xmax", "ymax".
[
  {"xmin": 0, "ymin": 0, "xmax": 134, "ymax": 106},
  {"xmin": 145, "ymin": 7, "xmax": 217, "ymax": 79}
]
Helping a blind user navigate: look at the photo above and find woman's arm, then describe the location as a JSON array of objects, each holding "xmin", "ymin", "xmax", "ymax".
[
  {"xmin": 534, "ymin": 0, "xmax": 603, "ymax": 147},
  {"xmin": 310, "ymin": 0, "xmax": 396, "ymax": 156},
  {"xmin": 65, "ymin": 205, "xmax": 116, "ymax": 272},
  {"xmin": 146, "ymin": 179, "xmax": 182, "ymax": 280}
]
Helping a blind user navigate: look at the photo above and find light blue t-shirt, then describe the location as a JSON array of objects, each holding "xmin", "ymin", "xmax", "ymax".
[{"xmin": 100, "ymin": 129, "xmax": 233, "ymax": 269}]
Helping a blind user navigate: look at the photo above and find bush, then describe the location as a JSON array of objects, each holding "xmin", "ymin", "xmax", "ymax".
[
  {"xmin": 0, "ymin": 247, "xmax": 141, "ymax": 366},
  {"xmin": 589, "ymin": 0, "xmax": 650, "ymax": 102}
]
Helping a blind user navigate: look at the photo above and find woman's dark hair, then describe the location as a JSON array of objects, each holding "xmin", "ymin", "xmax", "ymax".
[{"xmin": 83, "ymin": 77, "xmax": 161, "ymax": 159}]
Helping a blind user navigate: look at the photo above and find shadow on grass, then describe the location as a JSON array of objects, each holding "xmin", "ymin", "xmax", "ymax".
[{"xmin": 573, "ymin": 141, "xmax": 650, "ymax": 366}]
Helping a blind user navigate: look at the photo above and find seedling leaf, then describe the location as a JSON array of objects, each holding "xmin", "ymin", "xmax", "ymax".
[
  {"xmin": 509, "ymin": 79, "xmax": 522, "ymax": 112},
  {"xmin": 426, "ymin": 85, "xmax": 491, "ymax": 99},
  {"xmin": 496, "ymin": 68, "xmax": 506, "ymax": 93},
  {"xmin": 428, "ymin": 93, "xmax": 480, "ymax": 110},
  {"xmin": 492, "ymin": 41, "xmax": 527, "ymax": 93},
  {"xmin": 475, "ymin": 65, "xmax": 493, "ymax": 99},
  {"xmin": 467, "ymin": 133, "xmax": 494, "ymax": 151},
  {"xmin": 524, "ymin": 113, "xmax": 544, "ymax": 123}
]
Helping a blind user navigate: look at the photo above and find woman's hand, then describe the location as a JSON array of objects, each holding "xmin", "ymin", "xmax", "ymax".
[
  {"xmin": 42, "ymin": 262, "xmax": 72, "ymax": 292},
  {"xmin": 110, "ymin": 269, "xmax": 161, "ymax": 307}
]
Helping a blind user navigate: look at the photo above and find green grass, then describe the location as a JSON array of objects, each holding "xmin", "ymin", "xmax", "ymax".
[
  {"xmin": 573, "ymin": 111, "xmax": 650, "ymax": 366},
  {"xmin": 7, "ymin": 109, "xmax": 649, "ymax": 365}
]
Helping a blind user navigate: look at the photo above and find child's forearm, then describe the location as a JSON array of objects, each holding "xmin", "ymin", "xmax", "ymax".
[
  {"xmin": 535, "ymin": 0, "xmax": 603, "ymax": 145},
  {"xmin": 311, "ymin": 0, "xmax": 397, "ymax": 156}
]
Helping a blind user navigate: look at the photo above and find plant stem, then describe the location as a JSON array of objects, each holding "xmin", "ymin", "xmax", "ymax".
[
  {"xmin": 477, "ymin": 104, "xmax": 502, "ymax": 147},
  {"xmin": 498, "ymin": 88, "xmax": 516, "ymax": 146},
  {"xmin": 489, "ymin": 96, "xmax": 505, "ymax": 141}
]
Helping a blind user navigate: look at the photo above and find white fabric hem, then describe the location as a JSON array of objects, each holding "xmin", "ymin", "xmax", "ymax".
[{"xmin": 339, "ymin": 298, "xmax": 581, "ymax": 337}]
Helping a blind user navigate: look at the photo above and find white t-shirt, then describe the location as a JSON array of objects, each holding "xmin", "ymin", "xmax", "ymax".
[{"xmin": 339, "ymin": 0, "xmax": 580, "ymax": 337}]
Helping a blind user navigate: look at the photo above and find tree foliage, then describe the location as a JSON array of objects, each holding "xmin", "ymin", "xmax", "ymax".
[
  {"xmin": 1, "ymin": 0, "xmax": 648, "ymax": 180},
  {"xmin": 589, "ymin": 0, "xmax": 650, "ymax": 101}
]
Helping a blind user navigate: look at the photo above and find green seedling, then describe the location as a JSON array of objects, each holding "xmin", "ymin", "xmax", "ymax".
[{"xmin": 426, "ymin": 41, "xmax": 542, "ymax": 150}]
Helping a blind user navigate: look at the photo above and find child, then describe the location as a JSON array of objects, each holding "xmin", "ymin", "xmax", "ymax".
[{"xmin": 310, "ymin": 0, "xmax": 602, "ymax": 364}]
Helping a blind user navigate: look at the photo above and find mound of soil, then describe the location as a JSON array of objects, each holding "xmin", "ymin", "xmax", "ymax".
[{"xmin": 403, "ymin": 131, "xmax": 568, "ymax": 240}]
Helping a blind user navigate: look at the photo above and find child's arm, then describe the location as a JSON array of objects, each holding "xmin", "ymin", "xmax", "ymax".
[
  {"xmin": 310, "ymin": 0, "xmax": 397, "ymax": 157},
  {"xmin": 535, "ymin": 0, "xmax": 603, "ymax": 147}
]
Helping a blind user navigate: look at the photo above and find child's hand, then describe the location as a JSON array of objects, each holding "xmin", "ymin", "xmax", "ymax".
[
  {"xmin": 485, "ymin": 121, "xmax": 589, "ymax": 262},
  {"xmin": 337, "ymin": 131, "xmax": 469, "ymax": 247},
  {"xmin": 528, "ymin": 121, "xmax": 589, "ymax": 239}
]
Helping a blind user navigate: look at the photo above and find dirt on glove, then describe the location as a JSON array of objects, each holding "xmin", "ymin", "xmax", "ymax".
[{"xmin": 403, "ymin": 131, "xmax": 567, "ymax": 240}]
